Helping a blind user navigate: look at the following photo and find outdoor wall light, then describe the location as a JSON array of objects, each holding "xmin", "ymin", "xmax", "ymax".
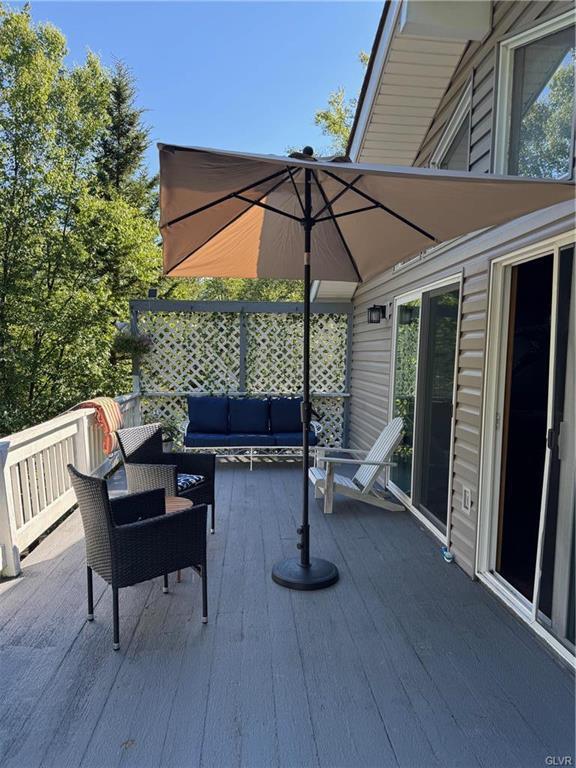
[
  {"xmin": 367, "ymin": 304, "xmax": 387, "ymax": 324},
  {"xmin": 147, "ymin": 287, "xmax": 158, "ymax": 299}
]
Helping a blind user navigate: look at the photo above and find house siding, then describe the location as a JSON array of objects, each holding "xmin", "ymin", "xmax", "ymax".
[
  {"xmin": 414, "ymin": 0, "xmax": 574, "ymax": 172},
  {"xmin": 350, "ymin": 0, "xmax": 574, "ymax": 577}
]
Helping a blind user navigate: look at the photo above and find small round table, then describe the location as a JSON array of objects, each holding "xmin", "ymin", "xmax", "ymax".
[{"xmin": 165, "ymin": 496, "xmax": 193, "ymax": 515}]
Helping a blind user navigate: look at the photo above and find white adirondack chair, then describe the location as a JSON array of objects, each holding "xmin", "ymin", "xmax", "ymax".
[{"xmin": 309, "ymin": 417, "xmax": 404, "ymax": 514}]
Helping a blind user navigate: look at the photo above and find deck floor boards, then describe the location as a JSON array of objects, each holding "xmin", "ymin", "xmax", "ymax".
[{"xmin": 0, "ymin": 463, "xmax": 573, "ymax": 768}]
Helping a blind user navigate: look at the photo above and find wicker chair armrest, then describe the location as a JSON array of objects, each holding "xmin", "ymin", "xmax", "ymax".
[
  {"xmin": 110, "ymin": 488, "xmax": 166, "ymax": 526},
  {"xmin": 111, "ymin": 505, "xmax": 208, "ymax": 585},
  {"xmin": 157, "ymin": 451, "xmax": 216, "ymax": 480},
  {"xmin": 124, "ymin": 462, "xmax": 178, "ymax": 496}
]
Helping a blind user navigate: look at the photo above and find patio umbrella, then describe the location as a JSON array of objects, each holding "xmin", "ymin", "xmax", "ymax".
[{"xmin": 158, "ymin": 143, "xmax": 573, "ymax": 591}]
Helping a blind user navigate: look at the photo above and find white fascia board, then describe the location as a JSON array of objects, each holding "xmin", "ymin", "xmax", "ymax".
[{"xmin": 349, "ymin": 0, "xmax": 403, "ymax": 163}]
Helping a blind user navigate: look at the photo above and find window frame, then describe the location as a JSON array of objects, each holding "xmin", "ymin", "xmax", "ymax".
[
  {"xmin": 493, "ymin": 9, "xmax": 576, "ymax": 178},
  {"xmin": 430, "ymin": 79, "xmax": 472, "ymax": 170}
]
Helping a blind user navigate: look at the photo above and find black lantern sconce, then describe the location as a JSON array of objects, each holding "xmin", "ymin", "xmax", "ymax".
[
  {"xmin": 147, "ymin": 287, "xmax": 158, "ymax": 299},
  {"xmin": 367, "ymin": 304, "xmax": 387, "ymax": 324}
]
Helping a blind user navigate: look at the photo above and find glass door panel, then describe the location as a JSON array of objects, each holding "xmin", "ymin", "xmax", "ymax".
[
  {"xmin": 496, "ymin": 253, "xmax": 554, "ymax": 599},
  {"xmin": 538, "ymin": 245, "xmax": 575, "ymax": 652},
  {"xmin": 413, "ymin": 285, "xmax": 460, "ymax": 530},
  {"xmin": 390, "ymin": 299, "xmax": 420, "ymax": 496}
]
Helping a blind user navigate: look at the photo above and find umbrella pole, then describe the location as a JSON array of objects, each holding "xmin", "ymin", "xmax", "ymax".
[{"xmin": 271, "ymin": 166, "xmax": 339, "ymax": 591}]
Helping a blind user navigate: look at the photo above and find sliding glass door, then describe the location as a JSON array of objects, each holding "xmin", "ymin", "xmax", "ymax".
[
  {"xmin": 390, "ymin": 279, "xmax": 460, "ymax": 534},
  {"xmin": 483, "ymin": 241, "xmax": 575, "ymax": 657}
]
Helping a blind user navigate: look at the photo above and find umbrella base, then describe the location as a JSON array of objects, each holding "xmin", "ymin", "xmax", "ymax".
[{"xmin": 271, "ymin": 556, "xmax": 339, "ymax": 591}]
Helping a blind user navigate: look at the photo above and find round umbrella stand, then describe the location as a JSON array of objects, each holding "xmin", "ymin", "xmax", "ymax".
[{"xmin": 272, "ymin": 556, "xmax": 339, "ymax": 591}]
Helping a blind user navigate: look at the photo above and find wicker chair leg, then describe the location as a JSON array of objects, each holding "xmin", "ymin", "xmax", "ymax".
[
  {"xmin": 201, "ymin": 563, "xmax": 208, "ymax": 624},
  {"xmin": 87, "ymin": 566, "xmax": 94, "ymax": 621},
  {"xmin": 163, "ymin": 573, "xmax": 169, "ymax": 594},
  {"xmin": 112, "ymin": 587, "xmax": 120, "ymax": 651},
  {"xmin": 210, "ymin": 502, "xmax": 215, "ymax": 534}
]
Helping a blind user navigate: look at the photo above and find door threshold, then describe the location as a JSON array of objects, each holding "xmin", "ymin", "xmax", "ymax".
[{"xmin": 477, "ymin": 569, "xmax": 575, "ymax": 669}]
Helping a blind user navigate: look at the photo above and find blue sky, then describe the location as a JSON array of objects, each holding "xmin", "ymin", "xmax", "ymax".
[{"xmin": 22, "ymin": 2, "xmax": 383, "ymax": 173}]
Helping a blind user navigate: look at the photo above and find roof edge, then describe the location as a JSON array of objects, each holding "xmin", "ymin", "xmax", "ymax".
[{"xmin": 346, "ymin": 0, "xmax": 392, "ymax": 159}]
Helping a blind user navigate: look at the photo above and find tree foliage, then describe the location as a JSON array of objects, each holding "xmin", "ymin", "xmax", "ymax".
[
  {"xmin": 95, "ymin": 59, "xmax": 158, "ymax": 214},
  {"xmin": 0, "ymin": 5, "xmax": 158, "ymax": 433},
  {"xmin": 515, "ymin": 52, "xmax": 575, "ymax": 179},
  {"xmin": 314, "ymin": 51, "xmax": 368, "ymax": 155}
]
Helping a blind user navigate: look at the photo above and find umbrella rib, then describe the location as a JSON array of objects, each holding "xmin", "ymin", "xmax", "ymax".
[
  {"xmin": 315, "ymin": 204, "xmax": 380, "ymax": 223},
  {"xmin": 312, "ymin": 174, "xmax": 363, "ymax": 220},
  {"xmin": 162, "ymin": 167, "xmax": 289, "ymax": 229},
  {"xmin": 287, "ymin": 168, "xmax": 306, "ymax": 216},
  {"xmin": 165, "ymin": 172, "xmax": 293, "ymax": 275},
  {"xmin": 233, "ymin": 193, "xmax": 302, "ymax": 222},
  {"xmin": 311, "ymin": 171, "xmax": 362, "ymax": 283},
  {"xmin": 322, "ymin": 169, "xmax": 439, "ymax": 243}
]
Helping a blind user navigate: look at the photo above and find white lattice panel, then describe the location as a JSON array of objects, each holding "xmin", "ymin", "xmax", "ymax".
[
  {"xmin": 138, "ymin": 312, "xmax": 240, "ymax": 393},
  {"xmin": 245, "ymin": 313, "xmax": 348, "ymax": 394},
  {"xmin": 137, "ymin": 308, "xmax": 349, "ymax": 447}
]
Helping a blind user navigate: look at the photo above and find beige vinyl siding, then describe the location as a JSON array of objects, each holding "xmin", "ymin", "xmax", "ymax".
[
  {"xmin": 350, "ymin": 0, "xmax": 574, "ymax": 576},
  {"xmin": 350, "ymin": 200, "xmax": 574, "ymax": 575},
  {"xmin": 351, "ymin": 249, "xmax": 487, "ymax": 575},
  {"xmin": 414, "ymin": 0, "xmax": 574, "ymax": 173}
]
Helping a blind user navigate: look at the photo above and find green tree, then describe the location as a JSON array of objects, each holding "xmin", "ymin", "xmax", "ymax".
[
  {"xmin": 0, "ymin": 5, "xmax": 158, "ymax": 433},
  {"xmin": 516, "ymin": 52, "xmax": 575, "ymax": 179},
  {"xmin": 95, "ymin": 59, "xmax": 157, "ymax": 214},
  {"xmin": 314, "ymin": 51, "xmax": 369, "ymax": 155}
]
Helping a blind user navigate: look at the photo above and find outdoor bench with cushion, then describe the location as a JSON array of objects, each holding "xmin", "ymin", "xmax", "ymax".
[{"xmin": 183, "ymin": 395, "xmax": 320, "ymax": 449}]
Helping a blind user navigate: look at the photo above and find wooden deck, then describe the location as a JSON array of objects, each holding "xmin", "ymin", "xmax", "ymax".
[{"xmin": 1, "ymin": 463, "xmax": 574, "ymax": 768}]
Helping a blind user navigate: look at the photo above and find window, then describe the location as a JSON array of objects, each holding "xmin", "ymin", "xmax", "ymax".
[
  {"xmin": 431, "ymin": 81, "xmax": 472, "ymax": 171},
  {"xmin": 439, "ymin": 114, "xmax": 470, "ymax": 170},
  {"xmin": 390, "ymin": 278, "xmax": 461, "ymax": 536},
  {"xmin": 495, "ymin": 11, "xmax": 575, "ymax": 179}
]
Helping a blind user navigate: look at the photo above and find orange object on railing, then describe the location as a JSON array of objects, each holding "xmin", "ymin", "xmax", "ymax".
[{"xmin": 73, "ymin": 397, "xmax": 122, "ymax": 455}]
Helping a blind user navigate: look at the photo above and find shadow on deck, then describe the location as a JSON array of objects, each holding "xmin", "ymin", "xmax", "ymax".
[{"xmin": 0, "ymin": 463, "xmax": 574, "ymax": 768}]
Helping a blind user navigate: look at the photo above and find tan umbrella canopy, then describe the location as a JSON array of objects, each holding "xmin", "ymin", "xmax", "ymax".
[
  {"xmin": 159, "ymin": 143, "xmax": 574, "ymax": 591},
  {"xmin": 159, "ymin": 144, "xmax": 573, "ymax": 283}
]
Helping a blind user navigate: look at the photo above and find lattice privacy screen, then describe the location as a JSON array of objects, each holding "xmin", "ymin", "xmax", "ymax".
[{"xmin": 135, "ymin": 308, "xmax": 350, "ymax": 447}]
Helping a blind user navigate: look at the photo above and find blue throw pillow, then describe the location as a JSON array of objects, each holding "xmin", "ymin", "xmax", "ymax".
[
  {"xmin": 187, "ymin": 396, "xmax": 229, "ymax": 434},
  {"xmin": 229, "ymin": 398, "xmax": 269, "ymax": 434},
  {"xmin": 270, "ymin": 397, "xmax": 302, "ymax": 433}
]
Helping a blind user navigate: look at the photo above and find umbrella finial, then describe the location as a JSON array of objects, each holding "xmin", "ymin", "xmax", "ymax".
[{"xmin": 302, "ymin": 146, "xmax": 314, "ymax": 157}]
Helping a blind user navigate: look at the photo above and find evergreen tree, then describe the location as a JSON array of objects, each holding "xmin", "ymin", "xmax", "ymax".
[{"xmin": 95, "ymin": 60, "xmax": 157, "ymax": 213}]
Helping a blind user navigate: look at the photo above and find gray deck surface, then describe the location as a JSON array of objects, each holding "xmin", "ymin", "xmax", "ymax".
[{"xmin": 0, "ymin": 462, "xmax": 574, "ymax": 768}]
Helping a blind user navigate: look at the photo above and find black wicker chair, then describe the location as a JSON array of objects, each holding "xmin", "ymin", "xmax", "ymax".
[
  {"xmin": 116, "ymin": 423, "xmax": 216, "ymax": 533},
  {"xmin": 68, "ymin": 464, "xmax": 208, "ymax": 650}
]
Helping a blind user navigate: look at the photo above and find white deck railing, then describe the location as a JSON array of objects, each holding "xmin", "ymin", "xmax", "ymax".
[{"xmin": 0, "ymin": 394, "xmax": 140, "ymax": 577}]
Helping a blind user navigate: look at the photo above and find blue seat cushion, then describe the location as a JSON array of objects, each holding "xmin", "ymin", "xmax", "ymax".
[
  {"xmin": 229, "ymin": 398, "xmax": 269, "ymax": 434},
  {"xmin": 273, "ymin": 431, "xmax": 318, "ymax": 447},
  {"xmin": 184, "ymin": 433, "xmax": 230, "ymax": 448},
  {"xmin": 177, "ymin": 473, "xmax": 205, "ymax": 492},
  {"xmin": 270, "ymin": 397, "xmax": 302, "ymax": 433},
  {"xmin": 228, "ymin": 434, "xmax": 275, "ymax": 447},
  {"xmin": 187, "ymin": 396, "xmax": 228, "ymax": 434}
]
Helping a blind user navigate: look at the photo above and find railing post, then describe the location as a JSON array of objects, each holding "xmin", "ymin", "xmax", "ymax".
[
  {"xmin": 130, "ymin": 304, "xmax": 141, "ymax": 396},
  {"xmin": 0, "ymin": 441, "xmax": 21, "ymax": 577},
  {"xmin": 75, "ymin": 410, "xmax": 92, "ymax": 474}
]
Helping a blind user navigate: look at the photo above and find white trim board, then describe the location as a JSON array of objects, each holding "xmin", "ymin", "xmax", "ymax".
[{"xmin": 430, "ymin": 79, "xmax": 472, "ymax": 169}]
